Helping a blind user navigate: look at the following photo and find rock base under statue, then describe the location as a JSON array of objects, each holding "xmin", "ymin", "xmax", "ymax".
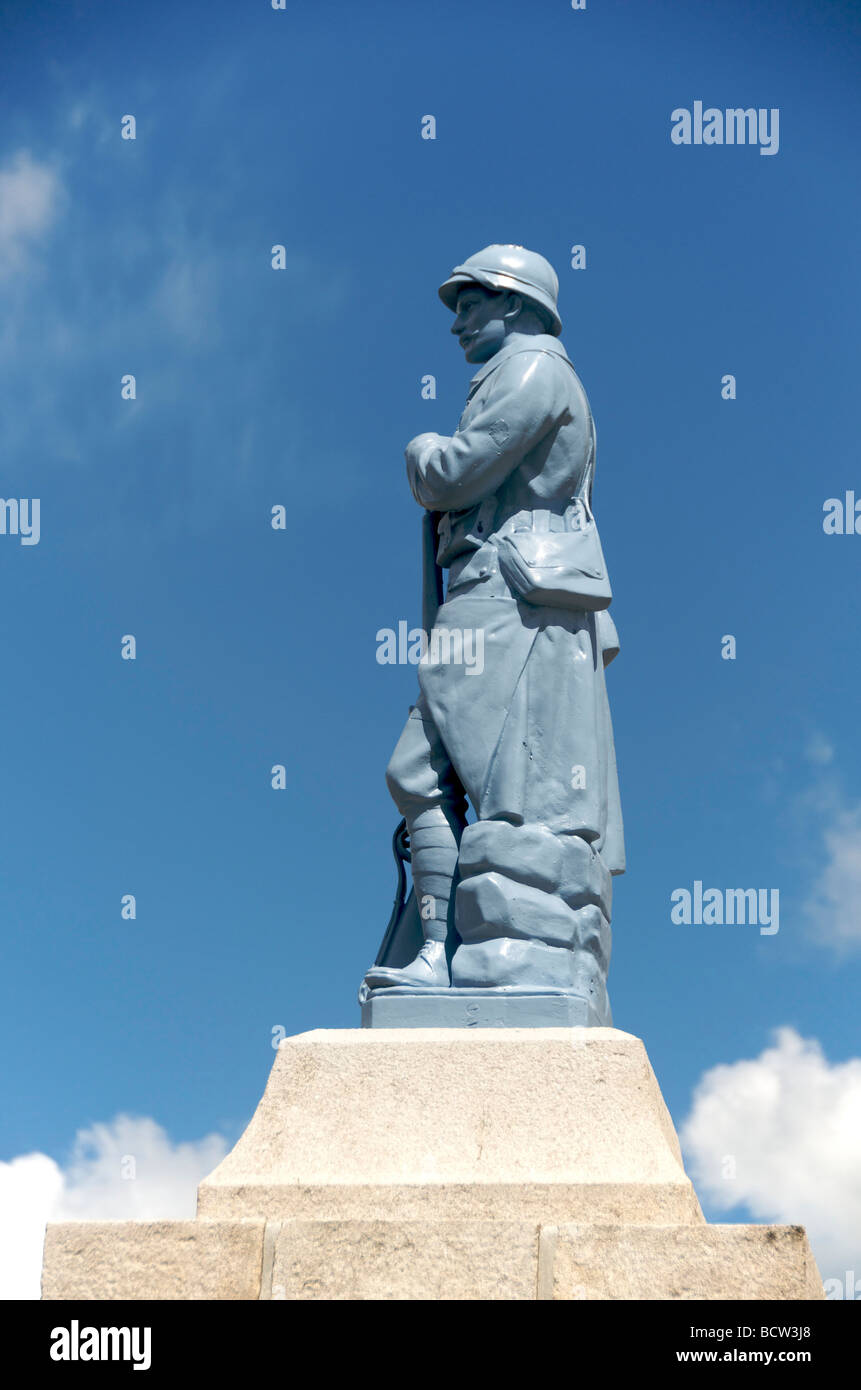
[{"xmin": 40, "ymin": 1029, "xmax": 824, "ymax": 1300}]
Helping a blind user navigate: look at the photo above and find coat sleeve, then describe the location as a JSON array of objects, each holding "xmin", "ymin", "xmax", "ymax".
[{"xmin": 405, "ymin": 351, "xmax": 571, "ymax": 511}]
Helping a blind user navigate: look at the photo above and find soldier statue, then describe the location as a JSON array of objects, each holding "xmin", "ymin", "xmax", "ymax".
[{"xmin": 361, "ymin": 245, "xmax": 625, "ymax": 1028}]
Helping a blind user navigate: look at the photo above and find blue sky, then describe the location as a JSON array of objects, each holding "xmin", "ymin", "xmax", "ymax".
[{"xmin": 1, "ymin": 0, "xmax": 860, "ymax": 1294}]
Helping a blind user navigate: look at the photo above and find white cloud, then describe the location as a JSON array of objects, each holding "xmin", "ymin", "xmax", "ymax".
[
  {"xmin": 0, "ymin": 151, "xmax": 61, "ymax": 276},
  {"xmin": 804, "ymin": 806, "xmax": 861, "ymax": 952},
  {"xmin": 680, "ymin": 1028, "xmax": 861, "ymax": 1285},
  {"xmin": 0, "ymin": 1153, "xmax": 65, "ymax": 1302},
  {"xmin": 0, "ymin": 1115, "xmax": 228, "ymax": 1300}
]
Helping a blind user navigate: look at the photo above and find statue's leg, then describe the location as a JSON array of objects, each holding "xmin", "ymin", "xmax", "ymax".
[{"xmin": 364, "ymin": 698, "xmax": 467, "ymax": 990}]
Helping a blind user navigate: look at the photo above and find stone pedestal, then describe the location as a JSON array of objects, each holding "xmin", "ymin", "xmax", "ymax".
[{"xmin": 40, "ymin": 1029, "xmax": 824, "ymax": 1300}]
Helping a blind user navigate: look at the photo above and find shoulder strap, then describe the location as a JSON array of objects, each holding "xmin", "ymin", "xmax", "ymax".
[{"xmin": 582, "ymin": 416, "xmax": 597, "ymax": 507}]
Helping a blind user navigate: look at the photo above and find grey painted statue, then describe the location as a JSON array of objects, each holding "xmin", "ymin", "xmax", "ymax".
[{"xmin": 360, "ymin": 245, "xmax": 625, "ymax": 1028}]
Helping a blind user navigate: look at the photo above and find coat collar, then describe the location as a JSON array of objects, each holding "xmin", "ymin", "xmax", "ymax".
[{"xmin": 467, "ymin": 333, "xmax": 572, "ymax": 394}]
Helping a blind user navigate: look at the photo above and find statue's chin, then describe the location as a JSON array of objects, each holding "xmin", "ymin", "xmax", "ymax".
[{"xmin": 463, "ymin": 343, "xmax": 494, "ymax": 365}]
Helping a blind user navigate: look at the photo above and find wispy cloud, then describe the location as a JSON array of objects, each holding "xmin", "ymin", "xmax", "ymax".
[
  {"xmin": 776, "ymin": 734, "xmax": 861, "ymax": 954},
  {"xmin": 804, "ymin": 806, "xmax": 861, "ymax": 953},
  {"xmin": 0, "ymin": 84, "xmax": 357, "ymax": 540},
  {"xmin": 0, "ymin": 151, "xmax": 62, "ymax": 277},
  {"xmin": 793, "ymin": 736, "xmax": 861, "ymax": 953},
  {"xmin": 804, "ymin": 731, "xmax": 835, "ymax": 767}
]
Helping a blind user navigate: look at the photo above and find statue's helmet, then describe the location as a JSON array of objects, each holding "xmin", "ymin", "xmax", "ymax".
[{"xmin": 438, "ymin": 244, "xmax": 562, "ymax": 337}]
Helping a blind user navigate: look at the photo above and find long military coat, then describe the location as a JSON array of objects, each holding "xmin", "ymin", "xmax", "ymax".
[{"xmin": 404, "ymin": 332, "xmax": 625, "ymax": 876}]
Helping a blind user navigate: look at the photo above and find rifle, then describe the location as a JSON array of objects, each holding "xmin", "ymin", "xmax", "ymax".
[{"xmin": 365, "ymin": 511, "xmax": 444, "ymax": 981}]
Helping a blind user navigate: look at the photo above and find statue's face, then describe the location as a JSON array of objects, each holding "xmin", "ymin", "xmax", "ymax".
[{"xmin": 451, "ymin": 285, "xmax": 510, "ymax": 363}]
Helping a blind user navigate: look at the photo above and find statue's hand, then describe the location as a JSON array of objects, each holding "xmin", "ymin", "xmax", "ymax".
[
  {"xmin": 406, "ymin": 433, "xmax": 446, "ymax": 506},
  {"xmin": 405, "ymin": 431, "xmax": 443, "ymax": 460}
]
